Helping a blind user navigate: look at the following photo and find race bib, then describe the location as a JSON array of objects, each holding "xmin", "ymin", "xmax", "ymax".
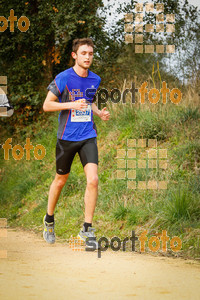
[{"xmin": 71, "ymin": 100, "xmax": 91, "ymax": 122}]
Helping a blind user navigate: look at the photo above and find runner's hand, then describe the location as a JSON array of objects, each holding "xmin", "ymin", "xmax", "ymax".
[
  {"xmin": 71, "ymin": 99, "xmax": 88, "ymax": 111},
  {"xmin": 100, "ymin": 107, "xmax": 110, "ymax": 121}
]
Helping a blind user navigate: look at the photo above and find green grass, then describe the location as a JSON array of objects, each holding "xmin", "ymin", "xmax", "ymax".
[
  {"xmin": 113, "ymin": 203, "xmax": 130, "ymax": 220},
  {"xmin": 163, "ymin": 187, "xmax": 200, "ymax": 224}
]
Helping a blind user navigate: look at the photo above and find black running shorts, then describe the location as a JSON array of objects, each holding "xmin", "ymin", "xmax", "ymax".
[{"xmin": 56, "ymin": 137, "xmax": 98, "ymax": 175}]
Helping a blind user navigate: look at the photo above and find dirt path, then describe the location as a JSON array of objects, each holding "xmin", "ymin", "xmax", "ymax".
[{"xmin": 0, "ymin": 229, "xmax": 200, "ymax": 300}]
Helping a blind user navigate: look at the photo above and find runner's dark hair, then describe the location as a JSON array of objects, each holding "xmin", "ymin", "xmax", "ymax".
[{"xmin": 72, "ymin": 38, "xmax": 94, "ymax": 53}]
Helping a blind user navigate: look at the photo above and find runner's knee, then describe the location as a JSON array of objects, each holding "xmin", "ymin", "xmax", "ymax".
[
  {"xmin": 54, "ymin": 174, "xmax": 68, "ymax": 189},
  {"xmin": 54, "ymin": 179, "xmax": 66, "ymax": 189},
  {"xmin": 87, "ymin": 175, "xmax": 98, "ymax": 188}
]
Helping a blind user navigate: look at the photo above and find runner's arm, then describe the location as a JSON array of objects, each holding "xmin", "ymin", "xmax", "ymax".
[
  {"xmin": 43, "ymin": 91, "xmax": 87, "ymax": 112},
  {"xmin": 92, "ymin": 103, "xmax": 110, "ymax": 121},
  {"xmin": 91, "ymin": 102, "xmax": 102, "ymax": 117}
]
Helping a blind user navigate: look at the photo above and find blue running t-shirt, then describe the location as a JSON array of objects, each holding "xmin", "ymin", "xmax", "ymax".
[{"xmin": 47, "ymin": 67, "xmax": 101, "ymax": 141}]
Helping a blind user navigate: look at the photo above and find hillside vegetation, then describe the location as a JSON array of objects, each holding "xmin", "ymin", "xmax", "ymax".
[{"xmin": 1, "ymin": 87, "xmax": 199, "ymax": 259}]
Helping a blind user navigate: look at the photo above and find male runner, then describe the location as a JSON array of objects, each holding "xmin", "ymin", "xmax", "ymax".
[{"xmin": 42, "ymin": 38, "xmax": 110, "ymax": 247}]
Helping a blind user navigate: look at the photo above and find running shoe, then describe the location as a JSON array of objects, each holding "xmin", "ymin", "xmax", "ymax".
[
  {"xmin": 77, "ymin": 227, "xmax": 99, "ymax": 250},
  {"xmin": 43, "ymin": 215, "xmax": 55, "ymax": 244}
]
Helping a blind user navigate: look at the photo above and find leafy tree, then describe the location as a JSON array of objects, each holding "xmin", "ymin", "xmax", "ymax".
[
  {"xmin": 102, "ymin": 0, "xmax": 200, "ymax": 87},
  {"xmin": 0, "ymin": 0, "xmax": 106, "ymax": 132}
]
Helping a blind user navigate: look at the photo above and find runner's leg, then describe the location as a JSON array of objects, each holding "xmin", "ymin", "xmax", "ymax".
[
  {"xmin": 47, "ymin": 172, "xmax": 69, "ymax": 215},
  {"xmin": 83, "ymin": 163, "xmax": 98, "ymax": 223},
  {"xmin": 48, "ymin": 138, "xmax": 77, "ymax": 215}
]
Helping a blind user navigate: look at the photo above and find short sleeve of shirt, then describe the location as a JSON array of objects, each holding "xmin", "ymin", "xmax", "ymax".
[
  {"xmin": 47, "ymin": 73, "xmax": 66, "ymax": 97},
  {"xmin": 97, "ymin": 77, "xmax": 101, "ymax": 89},
  {"xmin": 92, "ymin": 76, "xmax": 101, "ymax": 103}
]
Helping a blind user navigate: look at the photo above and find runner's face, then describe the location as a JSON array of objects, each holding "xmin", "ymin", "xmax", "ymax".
[{"xmin": 74, "ymin": 45, "xmax": 93, "ymax": 69}]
